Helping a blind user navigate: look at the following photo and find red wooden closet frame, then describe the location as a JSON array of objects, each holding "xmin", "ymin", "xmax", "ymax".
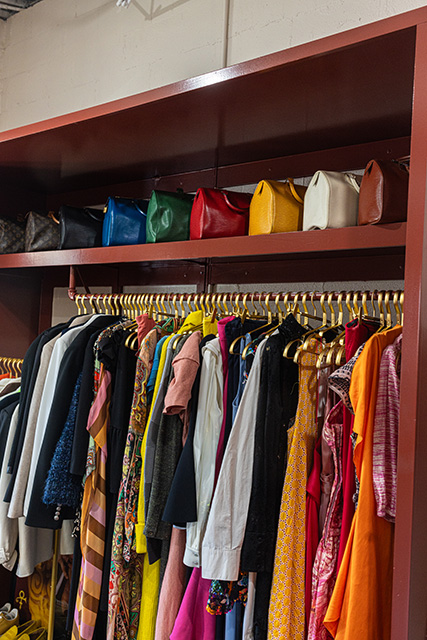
[{"xmin": 0, "ymin": 7, "xmax": 426, "ymax": 639}]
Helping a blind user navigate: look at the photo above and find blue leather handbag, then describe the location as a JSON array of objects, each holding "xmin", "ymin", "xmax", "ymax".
[{"xmin": 102, "ymin": 197, "xmax": 148, "ymax": 247}]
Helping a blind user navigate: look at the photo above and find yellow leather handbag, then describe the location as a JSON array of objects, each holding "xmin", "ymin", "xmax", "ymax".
[{"xmin": 249, "ymin": 178, "xmax": 307, "ymax": 235}]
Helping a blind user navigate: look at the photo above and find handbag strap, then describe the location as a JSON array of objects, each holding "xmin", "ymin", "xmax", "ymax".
[
  {"xmin": 220, "ymin": 191, "xmax": 249, "ymax": 213},
  {"xmin": 288, "ymin": 178, "xmax": 304, "ymax": 204}
]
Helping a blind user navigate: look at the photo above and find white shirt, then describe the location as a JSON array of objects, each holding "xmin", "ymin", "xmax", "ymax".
[
  {"xmin": 9, "ymin": 315, "xmax": 90, "ymax": 519},
  {"xmin": 201, "ymin": 338, "xmax": 267, "ymax": 581},
  {"xmin": 0, "ymin": 399, "xmax": 20, "ymax": 570},
  {"xmin": 23, "ymin": 314, "xmax": 99, "ymax": 517},
  {"xmin": 184, "ymin": 337, "xmax": 223, "ymax": 567}
]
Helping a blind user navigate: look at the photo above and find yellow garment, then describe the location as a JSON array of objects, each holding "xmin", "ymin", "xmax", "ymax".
[
  {"xmin": 136, "ymin": 333, "xmax": 174, "ymax": 553},
  {"xmin": 135, "ymin": 334, "xmax": 172, "ymax": 640},
  {"xmin": 268, "ymin": 340, "xmax": 321, "ymax": 640},
  {"xmin": 203, "ymin": 314, "xmax": 218, "ymax": 337},
  {"xmin": 135, "ymin": 310, "xmax": 217, "ymax": 640},
  {"xmin": 324, "ymin": 327, "xmax": 401, "ymax": 640}
]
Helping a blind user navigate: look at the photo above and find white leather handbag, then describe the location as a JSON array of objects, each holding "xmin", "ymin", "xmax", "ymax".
[{"xmin": 302, "ymin": 171, "xmax": 360, "ymax": 230}]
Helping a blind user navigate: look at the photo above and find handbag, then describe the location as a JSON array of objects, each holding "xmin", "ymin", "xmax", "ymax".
[
  {"xmin": 249, "ymin": 179, "xmax": 307, "ymax": 235},
  {"xmin": 25, "ymin": 211, "xmax": 60, "ymax": 252},
  {"xmin": 146, "ymin": 190, "xmax": 194, "ymax": 243},
  {"xmin": 190, "ymin": 188, "xmax": 252, "ymax": 240},
  {"xmin": 102, "ymin": 197, "xmax": 148, "ymax": 247},
  {"xmin": 0, "ymin": 217, "xmax": 25, "ymax": 254},
  {"xmin": 358, "ymin": 159, "xmax": 409, "ymax": 225},
  {"xmin": 59, "ymin": 205, "xmax": 105, "ymax": 250},
  {"xmin": 302, "ymin": 171, "xmax": 360, "ymax": 231}
]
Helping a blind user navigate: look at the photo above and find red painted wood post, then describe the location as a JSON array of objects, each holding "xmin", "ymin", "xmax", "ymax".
[{"xmin": 392, "ymin": 20, "xmax": 427, "ymax": 640}]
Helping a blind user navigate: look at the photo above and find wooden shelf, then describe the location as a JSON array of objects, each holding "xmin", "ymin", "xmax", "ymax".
[
  {"xmin": 0, "ymin": 26, "xmax": 416, "ymax": 202},
  {"xmin": 0, "ymin": 223, "xmax": 406, "ymax": 270}
]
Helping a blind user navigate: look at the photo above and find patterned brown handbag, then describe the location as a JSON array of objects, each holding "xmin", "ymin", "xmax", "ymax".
[
  {"xmin": 25, "ymin": 211, "xmax": 60, "ymax": 252},
  {"xmin": 0, "ymin": 216, "xmax": 25, "ymax": 254}
]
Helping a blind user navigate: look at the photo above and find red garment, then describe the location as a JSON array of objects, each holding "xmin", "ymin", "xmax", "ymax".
[
  {"xmin": 163, "ymin": 331, "xmax": 201, "ymax": 438},
  {"xmin": 214, "ymin": 316, "xmax": 234, "ymax": 482},
  {"xmin": 155, "ymin": 527, "xmax": 187, "ymax": 640},
  {"xmin": 308, "ymin": 401, "xmax": 343, "ymax": 640},
  {"xmin": 136, "ymin": 314, "xmax": 156, "ymax": 346},
  {"xmin": 305, "ymin": 436, "xmax": 322, "ymax": 633},
  {"xmin": 337, "ymin": 319, "xmax": 377, "ymax": 570}
]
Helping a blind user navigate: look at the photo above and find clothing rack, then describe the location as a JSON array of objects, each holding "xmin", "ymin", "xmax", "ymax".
[{"xmin": 67, "ymin": 285, "xmax": 404, "ymax": 324}]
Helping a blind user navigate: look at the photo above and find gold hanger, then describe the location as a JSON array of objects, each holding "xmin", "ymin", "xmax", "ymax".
[
  {"xmin": 97, "ymin": 296, "xmax": 105, "ymax": 315},
  {"xmin": 262, "ymin": 293, "xmax": 281, "ymax": 337},
  {"xmin": 300, "ymin": 292, "xmax": 309, "ymax": 326},
  {"xmin": 105, "ymin": 294, "xmax": 113, "ymax": 315},
  {"xmin": 88, "ymin": 294, "xmax": 97, "ymax": 314},
  {"xmin": 132, "ymin": 293, "xmax": 139, "ymax": 317},
  {"xmin": 111, "ymin": 294, "xmax": 119, "ymax": 315},
  {"xmin": 240, "ymin": 296, "xmax": 275, "ymax": 360},
  {"xmin": 344, "ymin": 291, "xmax": 354, "ymax": 321},
  {"xmin": 384, "ymin": 290, "xmax": 393, "ymax": 328},
  {"xmin": 228, "ymin": 294, "xmax": 255, "ymax": 355},
  {"xmin": 185, "ymin": 293, "xmax": 193, "ymax": 314},
  {"xmin": 316, "ymin": 292, "xmax": 345, "ymax": 369},
  {"xmin": 179, "ymin": 294, "xmax": 186, "ymax": 319},
  {"xmin": 288, "ymin": 292, "xmax": 329, "ymax": 360},
  {"xmin": 74, "ymin": 293, "xmax": 82, "ymax": 315},
  {"xmin": 393, "ymin": 290, "xmax": 402, "ymax": 325},
  {"xmin": 287, "ymin": 292, "xmax": 330, "ymax": 362},
  {"xmin": 275, "ymin": 293, "xmax": 283, "ymax": 324}
]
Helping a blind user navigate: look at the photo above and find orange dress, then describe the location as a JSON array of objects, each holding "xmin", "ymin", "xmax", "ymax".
[{"xmin": 324, "ymin": 326, "xmax": 402, "ymax": 640}]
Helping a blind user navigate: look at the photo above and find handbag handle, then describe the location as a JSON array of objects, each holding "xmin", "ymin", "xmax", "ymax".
[
  {"xmin": 48, "ymin": 211, "xmax": 60, "ymax": 224},
  {"xmin": 220, "ymin": 191, "xmax": 250, "ymax": 213},
  {"xmin": 346, "ymin": 174, "xmax": 360, "ymax": 193},
  {"xmin": 288, "ymin": 178, "xmax": 304, "ymax": 204},
  {"xmin": 83, "ymin": 208, "xmax": 104, "ymax": 222},
  {"xmin": 131, "ymin": 201, "xmax": 147, "ymax": 217}
]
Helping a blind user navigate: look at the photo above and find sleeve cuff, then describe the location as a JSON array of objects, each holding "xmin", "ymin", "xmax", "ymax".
[
  {"xmin": 201, "ymin": 545, "xmax": 241, "ymax": 581},
  {"xmin": 135, "ymin": 524, "xmax": 147, "ymax": 554}
]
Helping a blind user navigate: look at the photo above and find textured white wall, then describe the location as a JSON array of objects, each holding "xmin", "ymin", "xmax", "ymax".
[{"xmin": 0, "ymin": 0, "xmax": 425, "ymax": 131}]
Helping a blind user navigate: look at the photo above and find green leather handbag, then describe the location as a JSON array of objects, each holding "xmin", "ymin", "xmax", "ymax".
[{"xmin": 146, "ymin": 190, "xmax": 194, "ymax": 243}]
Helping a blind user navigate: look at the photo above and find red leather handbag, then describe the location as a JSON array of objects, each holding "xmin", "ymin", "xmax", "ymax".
[{"xmin": 190, "ymin": 188, "xmax": 252, "ymax": 240}]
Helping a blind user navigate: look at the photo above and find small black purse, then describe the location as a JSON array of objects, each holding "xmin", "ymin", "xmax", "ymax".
[{"xmin": 59, "ymin": 205, "xmax": 105, "ymax": 249}]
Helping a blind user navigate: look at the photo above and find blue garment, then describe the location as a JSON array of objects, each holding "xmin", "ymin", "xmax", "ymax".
[
  {"xmin": 225, "ymin": 602, "xmax": 243, "ymax": 640},
  {"xmin": 43, "ymin": 372, "xmax": 83, "ymax": 508},
  {"xmin": 147, "ymin": 334, "xmax": 168, "ymax": 405},
  {"xmin": 231, "ymin": 334, "xmax": 251, "ymax": 422},
  {"xmin": 227, "ymin": 336, "xmax": 251, "ymax": 640}
]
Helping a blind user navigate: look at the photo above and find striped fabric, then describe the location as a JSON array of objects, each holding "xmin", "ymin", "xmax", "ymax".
[
  {"xmin": 72, "ymin": 363, "xmax": 112, "ymax": 640},
  {"xmin": 372, "ymin": 333, "xmax": 402, "ymax": 522}
]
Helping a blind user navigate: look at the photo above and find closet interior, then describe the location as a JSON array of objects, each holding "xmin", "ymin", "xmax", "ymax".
[{"xmin": 0, "ymin": 6, "xmax": 426, "ymax": 640}]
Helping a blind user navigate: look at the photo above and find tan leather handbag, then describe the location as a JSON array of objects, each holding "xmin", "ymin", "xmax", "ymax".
[
  {"xmin": 302, "ymin": 171, "xmax": 360, "ymax": 231},
  {"xmin": 249, "ymin": 179, "xmax": 307, "ymax": 235}
]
